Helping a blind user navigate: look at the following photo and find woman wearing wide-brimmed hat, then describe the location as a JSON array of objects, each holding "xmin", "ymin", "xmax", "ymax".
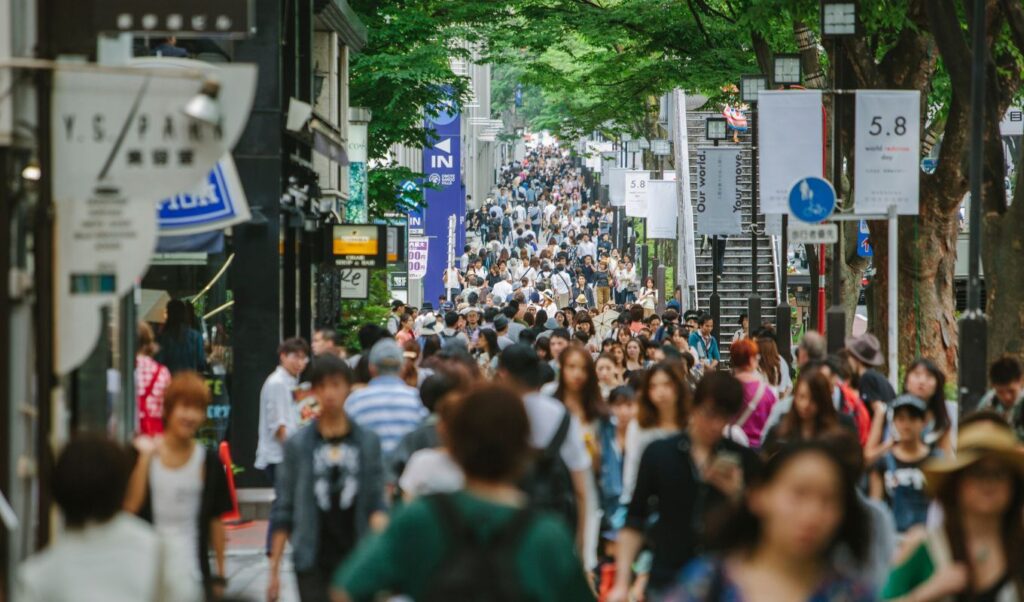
[{"xmin": 882, "ymin": 419, "xmax": 1024, "ymax": 601}]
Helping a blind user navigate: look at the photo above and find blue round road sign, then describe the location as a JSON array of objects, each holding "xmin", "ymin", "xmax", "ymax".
[{"xmin": 788, "ymin": 177, "xmax": 836, "ymax": 224}]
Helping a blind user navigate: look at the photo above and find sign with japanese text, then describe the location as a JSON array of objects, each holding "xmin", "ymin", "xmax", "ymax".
[
  {"xmin": 758, "ymin": 91, "xmax": 824, "ymax": 214},
  {"xmin": 408, "ymin": 236, "xmax": 429, "ymax": 279},
  {"xmin": 854, "ymin": 90, "xmax": 921, "ymax": 215},
  {"xmin": 695, "ymin": 146, "xmax": 743, "ymax": 236},
  {"xmin": 788, "ymin": 222, "xmax": 838, "ymax": 244}
]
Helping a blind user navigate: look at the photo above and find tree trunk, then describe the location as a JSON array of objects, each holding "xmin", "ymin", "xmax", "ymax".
[{"xmin": 983, "ymin": 132, "xmax": 1024, "ymax": 362}]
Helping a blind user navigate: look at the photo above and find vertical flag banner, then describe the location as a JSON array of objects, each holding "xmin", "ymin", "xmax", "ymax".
[
  {"xmin": 346, "ymin": 115, "xmax": 369, "ymax": 223},
  {"xmin": 422, "ymin": 99, "xmax": 461, "ymax": 304},
  {"xmin": 646, "ymin": 180, "xmax": 678, "ymax": 239},
  {"xmin": 695, "ymin": 147, "xmax": 743, "ymax": 236},
  {"xmin": 854, "ymin": 90, "xmax": 921, "ymax": 215},
  {"xmin": 758, "ymin": 90, "xmax": 824, "ymax": 214},
  {"xmin": 608, "ymin": 167, "xmax": 627, "ymax": 206}
]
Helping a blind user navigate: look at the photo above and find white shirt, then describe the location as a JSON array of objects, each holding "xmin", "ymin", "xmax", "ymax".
[
  {"xmin": 150, "ymin": 446, "xmax": 205, "ymax": 579},
  {"xmin": 523, "ymin": 392, "xmax": 591, "ymax": 472},
  {"xmin": 578, "ymin": 241, "xmax": 597, "ymax": 260},
  {"xmin": 18, "ymin": 513, "xmax": 200, "ymax": 602},
  {"xmin": 492, "ymin": 279, "xmax": 514, "ymax": 302},
  {"xmin": 399, "ymin": 448, "xmax": 465, "ymax": 498},
  {"xmin": 255, "ymin": 366, "xmax": 298, "ymax": 469},
  {"xmin": 551, "ymin": 270, "xmax": 573, "ymax": 294}
]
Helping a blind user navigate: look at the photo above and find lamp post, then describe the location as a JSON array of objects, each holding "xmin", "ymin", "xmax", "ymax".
[
  {"xmin": 705, "ymin": 116, "xmax": 728, "ymax": 341},
  {"xmin": 959, "ymin": 0, "xmax": 988, "ymax": 412},
  {"xmin": 771, "ymin": 53, "xmax": 803, "ymax": 345},
  {"xmin": 821, "ymin": 0, "xmax": 858, "ymax": 353}
]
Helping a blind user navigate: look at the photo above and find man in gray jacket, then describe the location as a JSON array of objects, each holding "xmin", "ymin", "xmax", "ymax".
[{"xmin": 268, "ymin": 354, "xmax": 387, "ymax": 602}]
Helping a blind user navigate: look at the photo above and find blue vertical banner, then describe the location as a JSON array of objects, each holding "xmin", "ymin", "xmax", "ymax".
[{"xmin": 422, "ymin": 100, "xmax": 462, "ymax": 305}]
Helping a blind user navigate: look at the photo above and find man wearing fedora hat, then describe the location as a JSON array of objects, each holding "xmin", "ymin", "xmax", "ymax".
[{"xmin": 845, "ymin": 333, "xmax": 896, "ymax": 409}]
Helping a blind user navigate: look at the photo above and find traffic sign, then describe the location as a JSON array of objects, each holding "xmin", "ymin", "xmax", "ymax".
[
  {"xmin": 857, "ymin": 220, "xmax": 873, "ymax": 257},
  {"xmin": 788, "ymin": 222, "xmax": 838, "ymax": 244},
  {"xmin": 788, "ymin": 176, "xmax": 836, "ymax": 224}
]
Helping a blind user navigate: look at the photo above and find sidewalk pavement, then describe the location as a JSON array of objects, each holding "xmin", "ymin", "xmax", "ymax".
[{"xmin": 224, "ymin": 520, "xmax": 299, "ymax": 601}]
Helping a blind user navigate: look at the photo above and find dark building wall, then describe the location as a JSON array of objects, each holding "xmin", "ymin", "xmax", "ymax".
[{"xmin": 229, "ymin": 0, "xmax": 284, "ymax": 485}]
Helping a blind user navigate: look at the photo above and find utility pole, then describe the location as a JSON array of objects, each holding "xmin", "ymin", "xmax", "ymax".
[{"xmin": 825, "ymin": 38, "xmax": 848, "ymax": 353}]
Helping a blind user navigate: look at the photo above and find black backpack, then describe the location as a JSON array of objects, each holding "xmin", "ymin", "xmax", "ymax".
[
  {"xmin": 421, "ymin": 494, "xmax": 536, "ymax": 602},
  {"xmin": 519, "ymin": 410, "xmax": 578, "ymax": 534}
]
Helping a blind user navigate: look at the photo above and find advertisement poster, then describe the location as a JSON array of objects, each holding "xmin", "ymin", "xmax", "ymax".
[
  {"xmin": 421, "ymin": 99, "xmax": 462, "ymax": 303},
  {"xmin": 608, "ymin": 167, "xmax": 627, "ymax": 207},
  {"xmin": 758, "ymin": 90, "xmax": 824, "ymax": 214},
  {"xmin": 854, "ymin": 90, "xmax": 921, "ymax": 215},
  {"xmin": 695, "ymin": 146, "xmax": 743, "ymax": 236},
  {"xmin": 408, "ymin": 236, "xmax": 429, "ymax": 279}
]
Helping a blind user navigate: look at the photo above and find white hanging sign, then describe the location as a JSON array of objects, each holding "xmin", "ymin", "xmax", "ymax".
[
  {"xmin": 608, "ymin": 167, "xmax": 627, "ymax": 207},
  {"xmin": 854, "ymin": 90, "xmax": 921, "ymax": 215},
  {"xmin": 624, "ymin": 170, "xmax": 649, "ymax": 217},
  {"xmin": 646, "ymin": 180, "xmax": 678, "ymax": 239},
  {"xmin": 758, "ymin": 90, "xmax": 824, "ymax": 214},
  {"xmin": 52, "ymin": 62, "xmax": 256, "ymax": 374},
  {"xmin": 694, "ymin": 146, "xmax": 743, "ymax": 236}
]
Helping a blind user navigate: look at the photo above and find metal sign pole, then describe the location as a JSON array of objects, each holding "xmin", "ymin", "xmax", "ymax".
[{"xmin": 887, "ymin": 204, "xmax": 899, "ymax": 387}]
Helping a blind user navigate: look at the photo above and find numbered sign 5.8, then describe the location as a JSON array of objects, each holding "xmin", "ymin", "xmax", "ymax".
[
  {"xmin": 624, "ymin": 170, "xmax": 650, "ymax": 217},
  {"xmin": 854, "ymin": 90, "xmax": 920, "ymax": 215}
]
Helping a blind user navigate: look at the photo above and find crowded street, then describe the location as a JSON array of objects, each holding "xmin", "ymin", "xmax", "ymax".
[{"xmin": 4, "ymin": 1, "xmax": 1024, "ymax": 601}]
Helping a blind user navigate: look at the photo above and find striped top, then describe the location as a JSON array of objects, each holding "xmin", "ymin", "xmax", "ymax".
[{"xmin": 345, "ymin": 375, "xmax": 427, "ymax": 456}]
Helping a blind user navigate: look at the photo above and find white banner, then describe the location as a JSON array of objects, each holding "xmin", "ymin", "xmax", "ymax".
[
  {"xmin": 759, "ymin": 90, "xmax": 824, "ymax": 213},
  {"xmin": 646, "ymin": 180, "xmax": 678, "ymax": 238},
  {"xmin": 624, "ymin": 170, "xmax": 649, "ymax": 217},
  {"xmin": 695, "ymin": 146, "xmax": 743, "ymax": 236},
  {"xmin": 608, "ymin": 167, "xmax": 627, "ymax": 206},
  {"xmin": 854, "ymin": 90, "xmax": 921, "ymax": 215},
  {"xmin": 408, "ymin": 236, "xmax": 429, "ymax": 279}
]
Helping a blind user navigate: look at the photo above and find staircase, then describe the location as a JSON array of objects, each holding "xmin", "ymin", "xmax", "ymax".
[{"xmin": 685, "ymin": 111, "xmax": 779, "ymax": 365}]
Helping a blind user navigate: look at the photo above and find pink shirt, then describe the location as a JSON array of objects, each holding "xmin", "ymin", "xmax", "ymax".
[{"xmin": 737, "ymin": 378, "xmax": 778, "ymax": 449}]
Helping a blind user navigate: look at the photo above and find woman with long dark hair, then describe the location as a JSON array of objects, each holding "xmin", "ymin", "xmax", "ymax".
[
  {"xmin": 762, "ymin": 370, "xmax": 840, "ymax": 455},
  {"xmin": 620, "ymin": 363, "xmax": 690, "ymax": 507},
  {"xmin": 554, "ymin": 345, "xmax": 610, "ymax": 569},
  {"xmin": 156, "ymin": 299, "xmax": 207, "ymax": 374},
  {"xmin": 757, "ymin": 335, "xmax": 791, "ymax": 398},
  {"xmin": 882, "ymin": 420, "xmax": 1024, "ymax": 601},
  {"xmin": 670, "ymin": 441, "xmax": 873, "ymax": 601},
  {"xmin": 474, "ymin": 328, "xmax": 501, "ymax": 376}
]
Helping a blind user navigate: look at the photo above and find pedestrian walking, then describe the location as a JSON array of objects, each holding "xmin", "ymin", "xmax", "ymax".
[
  {"xmin": 668, "ymin": 441, "xmax": 874, "ymax": 602},
  {"xmin": 344, "ymin": 339, "xmax": 427, "ymax": 461},
  {"xmin": 332, "ymin": 383, "xmax": 596, "ymax": 602},
  {"xmin": 156, "ymin": 299, "xmax": 208, "ymax": 374},
  {"xmin": 976, "ymin": 354, "xmax": 1024, "ymax": 441},
  {"xmin": 136, "ymin": 320, "xmax": 171, "ymax": 436},
  {"xmin": 124, "ymin": 371, "xmax": 232, "ymax": 597},
  {"xmin": 730, "ymin": 339, "xmax": 778, "ymax": 449},
  {"xmin": 18, "ymin": 434, "xmax": 200, "ymax": 602},
  {"xmin": 267, "ymin": 354, "xmax": 387, "ymax": 602},
  {"xmin": 688, "ymin": 314, "xmax": 720, "ymax": 372}
]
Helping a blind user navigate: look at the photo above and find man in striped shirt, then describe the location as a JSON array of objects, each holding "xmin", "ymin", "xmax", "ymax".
[{"xmin": 344, "ymin": 338, "xmax": 427, "ymax": 463}]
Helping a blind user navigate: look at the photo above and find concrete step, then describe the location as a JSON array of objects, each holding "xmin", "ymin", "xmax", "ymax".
[{"xmin": 238, "ymin": 488, "xmax": 274, "ymax": 521}]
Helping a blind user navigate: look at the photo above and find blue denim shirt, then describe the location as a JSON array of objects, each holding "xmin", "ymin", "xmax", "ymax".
[
  {"xmin": 597, "ymin": 418, "xmax": 624, "ymax": 519},
  {"xmin": 271, "ymin": 418, "xmax": 386, "ymax": 572}
]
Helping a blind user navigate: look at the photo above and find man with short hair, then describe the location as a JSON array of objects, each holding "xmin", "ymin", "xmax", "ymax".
[
  {"xmin": 439, "ymin": 312, "xmax": 470, "ymax": 349},
  {"xmin": 978, "ymin": 355, "xmax": 1024, "ymax": 441},
  {"xmin": 609, "ymin": 373, "xmax": 760, "ymax": 601},
  {"xmin": 797, "ymin": 330, "xmax": 827, "ymax": 367},
  {"xmin": 268, "ymin": 355, "xmax": 387, "ymax": 602},
  {"xmin": 497, "ymin": 345, "xmax": 591, "ymax": 555},
  {"xmin": 492, "ymin": 273, "xmax": 514, "ymax": 303},
  {"xmin": 312, "ymin": 328, "xmax": 345, "ymax": 358},
  {"xmin": 255, "ymin": 337, "xmax": 311, "ymax": 552},
  {"xmin": 344, "ymin": 340, "xmax": 428, "ymax": 461}
]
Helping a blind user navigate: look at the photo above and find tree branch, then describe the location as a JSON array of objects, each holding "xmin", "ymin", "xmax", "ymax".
[
  {"xmin": 841, "ymin": 36, "xmax": 885, "ymax": 89},
  {"xmin": 1000, "ymin": 0, "xmax": 1024, "ymax": 54},
  {"xmin": 685, "ymin": 0, "xmax": 714, "ymax": 47},
  {"xmin": 925, "ymin": 0, "xmax": 972, "ymax": 97}
]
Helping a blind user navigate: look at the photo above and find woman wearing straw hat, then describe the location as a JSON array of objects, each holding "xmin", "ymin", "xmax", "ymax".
[{"xmin": 882, "ymin": 419, "xmax": 1024, "ymax": 601}]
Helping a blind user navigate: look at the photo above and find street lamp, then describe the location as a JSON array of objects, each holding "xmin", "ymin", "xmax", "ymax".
[
  {"xmin": 959, "ymin": 0, "xmax": 988, "ymax": 411},
  {"xmin": 705, "ymin": 117, "xmax": 728, "ymax": 143},
  {"xmin": 705, "ymin": 117, "xmax": 728, "ymax": 340},
  {"xmin": 772, "ymin": 54, "xmax": 803, "ymax": 87},
  {"xmin": 740, "ymin": 74, "xmax": 767, "ymax": 104},
  {"xmin": 820, "ymin": 0, "xmax": 859, "ymax": 37}
]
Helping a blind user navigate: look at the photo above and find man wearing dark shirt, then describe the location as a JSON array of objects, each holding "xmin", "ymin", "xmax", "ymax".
[{"xmin": 608, "ymin": 373, "xmax": 761, "ymax": 601}]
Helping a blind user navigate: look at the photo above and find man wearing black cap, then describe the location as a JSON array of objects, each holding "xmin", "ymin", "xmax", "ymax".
[{"xmin": 497, "ymin": 345, "xmax": 591, "ymax": 554}]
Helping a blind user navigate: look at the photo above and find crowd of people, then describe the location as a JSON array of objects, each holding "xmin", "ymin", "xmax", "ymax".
[{"xmin": 17, "ymin": 148, "xmax": 1024, "ymax": 602}]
